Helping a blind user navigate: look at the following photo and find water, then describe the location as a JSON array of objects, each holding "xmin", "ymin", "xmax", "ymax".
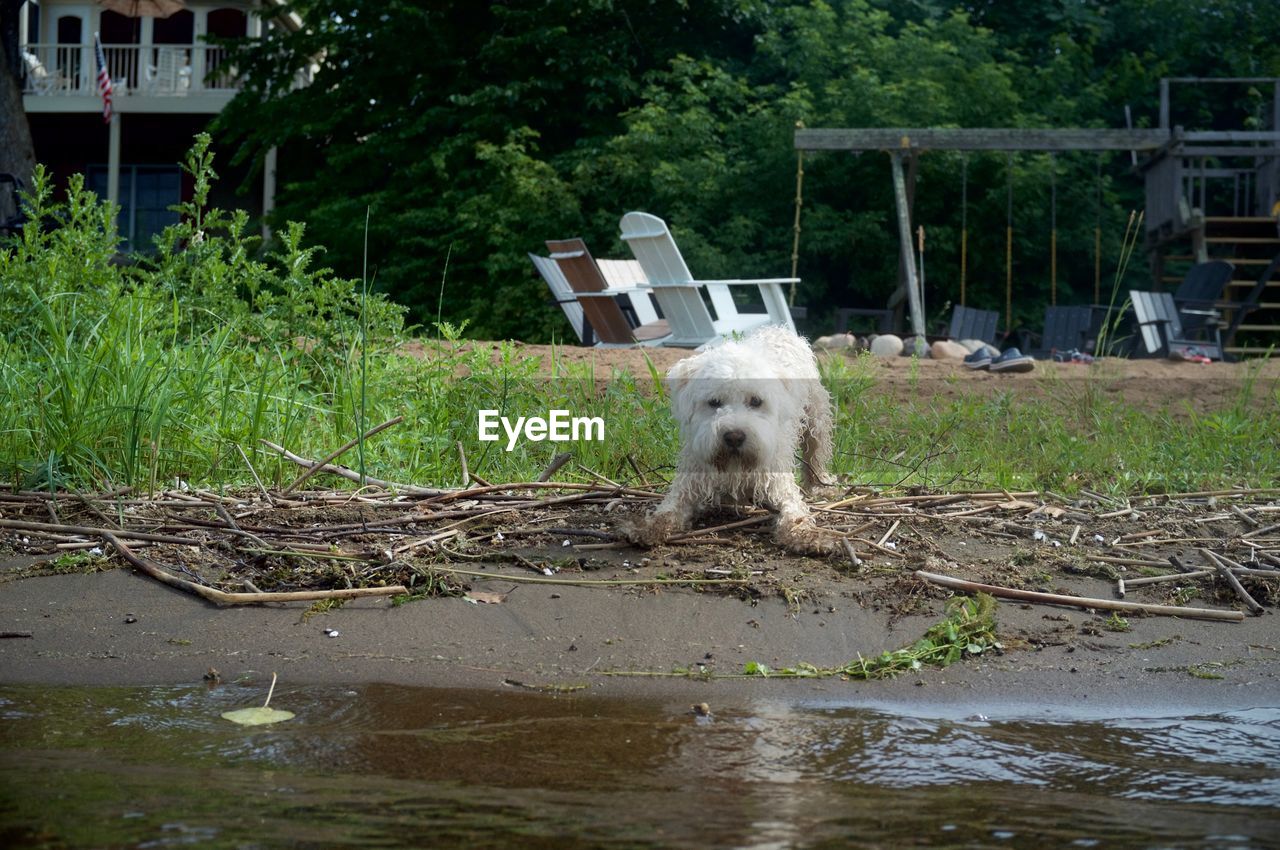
[{"xmin": 1, "ymin": 683, "xmax": 1277, "ymax": 849}]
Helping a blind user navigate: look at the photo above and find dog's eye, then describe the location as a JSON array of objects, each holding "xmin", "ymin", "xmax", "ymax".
[
  {"xmin": 747, "ymin": 396, "xmax": 764, "ymax": 409},
  {"xmin": 707, "ymin": 398, "xmax": 723, "ymax": 409}
]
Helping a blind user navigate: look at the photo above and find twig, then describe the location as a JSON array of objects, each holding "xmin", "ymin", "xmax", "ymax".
[
  {"xmin": 576, "ymin": 464, "xmax": 621, "ymax": 489},
  {"xmin": 457, "ymin": 441, "xmax": 470, "ymax": 487},
  {"xmin": 1069, "ymin": 525, "xmax": 1082, "ymax": 546},
  {"xmin": 282, "ymin": 415, "xmax": 405, "ymax": 494},
  {"xmin": 1086, "ymin": 554, "xmax": 1169, "ymax": 568},
  {"xmin": 914, "ymin": 569, "xmax": 1245, "ymax": 622},
  {"xmin": 0, "ymin": 518, "xmax": 197, "ymax": 546},
  {"xmin": 102, "ymin": 533, "xmax": 407, "ymax": 606},
  {"xmin": 1231, "ymin": 505, "xmax": 1260, "ymax": 528},
  {"xmin": 667, "ymin": 515, "xmax": 770, "ymax": 543},
  {"xmin": 234, "ymin": 443, "xmax": 272, "ymax": 502},
  {"xmin": 1124, "ymin": 569, "xmax": 1215, "ymax": 586},
  {"xmin": 1243, "ymin": 522, "xmax": 1280, "ymax": 540},
  {"xmin": 877, "ymin": 519, "xmax": 901, "ymax": 548},
  {"xmin": 841, "ymin": 538, "xmax": 863, "ymax": 569},
  {"xmin": 421, "ymin": 564, "xmax": 748, "ymax": 588},
  {"xmin": 1201, "ymin": 549, "xmax": 1265, "ymax": 615},
  {"xmin": 261, "ymin": 439, "xmax": 447, "ymax": 496},
  {"xmin": 537, "ymin": 452, "xmax": 574, "ymax": 483}
]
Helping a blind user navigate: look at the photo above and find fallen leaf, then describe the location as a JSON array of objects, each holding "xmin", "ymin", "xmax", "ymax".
[
  {"xmin": 221, "ymin": 672, "xmax": 293, "ymax": 726},
  {"xmin": 221, "ymin": 706, "xmax": 296, "ymax": 726},
  {"xmin": 465, "ymin": 590, "xmax": 508, "ymax": 605}
]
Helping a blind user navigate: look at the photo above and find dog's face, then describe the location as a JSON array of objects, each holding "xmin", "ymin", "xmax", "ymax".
[{"xmin": 666, "ymin": 346, "xmax": 794, "ymax": 472}]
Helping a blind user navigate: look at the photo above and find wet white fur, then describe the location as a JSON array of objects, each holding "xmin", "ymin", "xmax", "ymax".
[{"xmin": 631, "ymin": 326, "xmax": 839, "ymax": 554}]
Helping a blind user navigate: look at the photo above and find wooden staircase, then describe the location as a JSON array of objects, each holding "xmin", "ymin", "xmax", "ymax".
[{"xmin": 1159, "ymin": 216, "xmax": 1280, "ymax": 357}]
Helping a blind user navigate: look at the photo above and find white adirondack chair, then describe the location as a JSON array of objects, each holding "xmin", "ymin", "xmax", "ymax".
[
  {"xmin": 596, "ymin": 258, "xmax": 661, "ymax": 326},
  {"xmin": 619, "ymin": 211, "xmax": 796, "ymax": 347}
]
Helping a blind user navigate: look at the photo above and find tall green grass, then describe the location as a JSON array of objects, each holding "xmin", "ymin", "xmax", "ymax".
[{"xmin": 1, "ymin": 137, "xmax": 1277, "ymax": 495}]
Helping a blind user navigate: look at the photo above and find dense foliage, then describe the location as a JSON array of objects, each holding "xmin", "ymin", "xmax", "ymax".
[
  {"xmin": 218, "ymin": 0, "xmax": 1280, "ymax": 341},
  {"xmin": 2, "ymin": 142, "xmax": 1277, "ymax": 495}
]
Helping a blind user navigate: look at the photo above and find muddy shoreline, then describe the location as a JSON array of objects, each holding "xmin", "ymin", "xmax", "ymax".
[{"xmin": 2, "ymin": 549, "xmax": 1275, "ymax": 715}]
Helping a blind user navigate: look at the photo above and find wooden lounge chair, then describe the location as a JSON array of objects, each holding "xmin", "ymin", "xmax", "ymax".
[
  {"xmin": 1129, "ymin": 289, "xmax": 1223, "ymax": 360},
  {"xmin": 545, "ymin": 238, "xmax": 670, "ymax": 347},
  {"xmin": 619, "ymin": 211, "xmax": 795, "ymax": 347}
]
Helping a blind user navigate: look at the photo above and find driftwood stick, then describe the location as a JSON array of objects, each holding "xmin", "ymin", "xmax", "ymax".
[
  {"xmin": 1200, "ymin": 549, "xmax": 1265, "ymax": 615},
  {"xmin": 841, "ymin": 537, "xmax": 863, "ymax": 569},
  {"xmin": 234, "ymin": 443, "xmax": 271, "ymax": 501},
  {"xmin": 0, "ymin": 518, "xmax": 197, "ymax": 546},
  {"xmin": 422, "ymin": 564, "xmax": 748, "ymax": 588},
  {"xmin": 1086, "ymin": 554, "xmax": 1169, "ymax": 568},
  {"xmin": 537, "ymin": 452, "xmax": 574, "ymax": 483},
  {"xmin": 1230, "ymin": 505, "xmax": 1259, "ymax": 528},
  {"xmin": 282, "ymin": 415, "xmax": 405, "ymax": 495},
  {"xmin": 1124, "ymin": 569, "xmax": 1215, "ymax": 586},
  {"xmin": 915, "ymin": 570, "xmax": 1245, "ymax": 622},
  {"xmin": 667, "ymin": 514, "xmax": 770, "ymax": 543},
  {"xmin": 457, "ymin": 441, "xmax": 470, "ymax": 487},
  {"xmin": 261, "ymin": 438, "xmax": 447, "ymax": 495},
  {"xmin": 1243, "ymin": 522, "xmax": 1280, "ymax": 540},
  {"xmin": 102, "ymin": 532, "xmax": 407, "ymax": 606}
]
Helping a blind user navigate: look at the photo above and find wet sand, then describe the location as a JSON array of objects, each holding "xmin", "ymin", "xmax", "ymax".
[{"xmin": 2, "ymin": 564, "xmax": 1275, "ymax": 715}]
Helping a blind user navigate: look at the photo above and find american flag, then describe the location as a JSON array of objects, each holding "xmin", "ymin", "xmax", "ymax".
[{"xmin": 94, "ymin": 33, "xmax": 113, "ymax": 124}]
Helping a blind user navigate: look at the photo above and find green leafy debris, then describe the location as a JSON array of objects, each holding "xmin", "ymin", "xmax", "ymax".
[{"xmin": 743, "ymin": 593, "xmax": 1000, "ymax": 680}]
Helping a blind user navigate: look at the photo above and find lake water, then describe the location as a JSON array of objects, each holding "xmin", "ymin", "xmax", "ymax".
[{"xmin": 0, "ymin": 683, "xmax": 1277, "ymax": 849}]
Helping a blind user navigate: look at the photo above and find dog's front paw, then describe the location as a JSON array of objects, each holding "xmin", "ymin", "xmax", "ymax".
[
  {"xmin": 624, "ymin": 512, "xmax": 685, "ymax": 548},
  {"xmin": 774, "ymin": 517, "xmax": 843, "ymax": 556},
  {"xmin": 806, "ymin": 484, "xmax": 846, "ymax": 502}
]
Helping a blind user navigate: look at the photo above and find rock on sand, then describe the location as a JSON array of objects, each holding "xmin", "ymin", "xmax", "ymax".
[{"xmin": 869, "ymin": 334, "xmax": 904, "ymax": 357}]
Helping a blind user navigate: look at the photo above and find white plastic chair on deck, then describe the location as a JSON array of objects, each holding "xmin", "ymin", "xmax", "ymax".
[{"xmin": 619, "ymin": 211, "xmax": 796, "ymax": 347}]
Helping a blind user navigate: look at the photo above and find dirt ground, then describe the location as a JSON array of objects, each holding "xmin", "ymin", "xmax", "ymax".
[
  {"xmin": 1, "ymin": 349, "xmax": 1278, "ymax": 711},
  {"xmin": 404, "ymin": 339, "xmax": 1280, "ymax": 415}
]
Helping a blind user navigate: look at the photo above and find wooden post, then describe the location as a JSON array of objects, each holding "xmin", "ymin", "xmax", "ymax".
[
  {"xmin": 107, "ymin": 111, "xmax": 121, "ymax": 236},
  {"xmin": 890, "ymin": 151, "xmax": 925, "ymax": 338}
]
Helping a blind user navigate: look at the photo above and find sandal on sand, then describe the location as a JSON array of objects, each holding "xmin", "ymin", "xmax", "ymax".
[
  {"xmin": 1053, "ymin": 348, "xmax": 1095, "ymax": 365},
  {"xmin": 963, "ymin": 348, "xmax": 993, "ymax": 370},
  {"xmin": 990, "ymin": 347, "xmax": 1035, "ymax": 373}
]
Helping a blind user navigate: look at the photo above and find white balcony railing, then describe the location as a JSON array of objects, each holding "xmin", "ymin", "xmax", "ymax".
[{"xmin": 21, "ymin": 42, "xmax": 239, "ymax": 97}]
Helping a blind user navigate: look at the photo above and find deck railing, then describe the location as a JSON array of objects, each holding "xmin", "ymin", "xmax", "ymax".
[{"xmin": 21, "ymin": 42, "xmax": 239, "ymax": 96}]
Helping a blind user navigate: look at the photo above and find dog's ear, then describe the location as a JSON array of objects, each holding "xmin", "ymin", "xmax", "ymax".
[{"xmin": 664, "ymin": 358, "xmax": 697, "ymax": 423}]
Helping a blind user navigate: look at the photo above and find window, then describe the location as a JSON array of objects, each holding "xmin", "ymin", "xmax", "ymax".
[{"xmin": 87, "ymin": 165, "xmax": 182, "ymax": 253}]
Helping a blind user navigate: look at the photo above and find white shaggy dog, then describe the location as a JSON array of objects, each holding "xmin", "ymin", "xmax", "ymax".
[{"xmin": 629, "ymin": 326, "xmax": 841, "ymax": 555}]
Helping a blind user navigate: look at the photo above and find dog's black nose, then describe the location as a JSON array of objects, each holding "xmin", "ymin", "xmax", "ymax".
[{"xmin": 722, "ymin": 429, "xmax": 746, "ymax": 450}]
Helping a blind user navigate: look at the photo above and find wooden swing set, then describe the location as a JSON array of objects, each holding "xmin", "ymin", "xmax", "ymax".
[{"xmin": 792, "ymin": 127, "xmax": 1170, "ymax": 337}]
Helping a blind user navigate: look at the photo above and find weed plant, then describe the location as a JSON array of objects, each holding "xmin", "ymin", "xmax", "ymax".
[{"xmin": 1, "ymin": 137, "xmax": 1277, "ymax": 496}]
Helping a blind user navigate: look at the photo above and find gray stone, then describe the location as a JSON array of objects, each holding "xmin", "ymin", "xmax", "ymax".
[{"xmin": 901, "ymin": 335, "xmax": 931, "ymax": 357}]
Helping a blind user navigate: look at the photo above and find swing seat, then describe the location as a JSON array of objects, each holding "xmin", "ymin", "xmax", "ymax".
[
  {"xmin": 1031, "ymin": 305, "xmax": 1109, "ymax": 358},
  {"xmin": 947, "ymin": 305, "xmax": 1000, "ymax": 345}
]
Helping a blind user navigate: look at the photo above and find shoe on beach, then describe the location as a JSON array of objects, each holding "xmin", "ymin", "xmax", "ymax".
[
  {"xmin": 1171, "ymin": 346, "xmax": 1212, "ymax": 364},
  {"xmin": 963, "ymin": 348, "xmax": 993, "ymax": 370},
  {"xmin": 989, "ymin": 347, "xmax": 1035, "ymax": 373},
  {"xmin": 1052, "ymin": 348, "xmax": 1095, "ymax": 365}
]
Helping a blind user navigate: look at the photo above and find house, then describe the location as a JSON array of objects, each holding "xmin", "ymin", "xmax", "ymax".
[{"xmin": 18, "ymin": 0, "xmax": 301, "ymax": 250}]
